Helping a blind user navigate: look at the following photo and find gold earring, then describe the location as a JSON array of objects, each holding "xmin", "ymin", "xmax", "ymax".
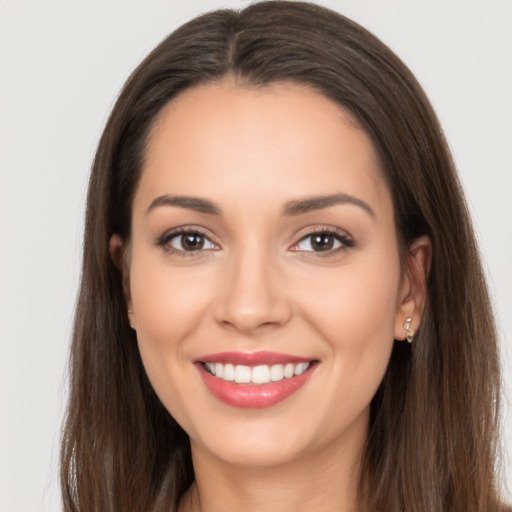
[
  {"xmin": 127, "ymin": 310, "xmax": 135, "ymax": 330},
  {"xmin": 404, "ymin": 317, "xmax": 414, "ymax": 343}
]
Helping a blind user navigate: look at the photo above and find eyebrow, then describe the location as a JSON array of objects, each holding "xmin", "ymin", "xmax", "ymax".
[
  {"xmin": 146, "ymin": 195, "xmax": 222, "ymax": 215},
  {"xmin": 282, "ymin": 193, "xmax": 375, "ymax": 218},
  {"xmin": 145, "ymin": 192, "xmax": 375, "ymax": 218}
]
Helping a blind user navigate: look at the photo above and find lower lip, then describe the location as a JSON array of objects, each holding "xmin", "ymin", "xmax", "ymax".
[{"xmin": 197, "ymin": 363, "xmax": 315, "ymax": 408}]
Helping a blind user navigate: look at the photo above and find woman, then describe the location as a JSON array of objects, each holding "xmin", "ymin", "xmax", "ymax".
[{"xmin": 60, "ymin": 2, "xmax": 509, "ymax": 511}]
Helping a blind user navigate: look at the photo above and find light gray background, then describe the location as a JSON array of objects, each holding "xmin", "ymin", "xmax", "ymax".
[{"xmin": 1, "ymin": 1, "xmax": 511, "ymax": 510}]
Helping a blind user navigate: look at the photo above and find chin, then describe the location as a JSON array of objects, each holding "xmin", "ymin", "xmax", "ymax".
[
  {"xmin": 191, "ymin": 426, "xmax": 314, "ymax": 468},
  {"xmin": 183, "ymin": 399, "xmax": 370, "ymax": 471}
]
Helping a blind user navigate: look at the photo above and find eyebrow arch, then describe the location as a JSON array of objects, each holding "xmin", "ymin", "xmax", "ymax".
[
  {"xmin": 145, "ymin": 193, "xmax": 374, "ymax": 218},
  {"xmin": 146, "ymin": 195, "xmax": 222, "ymax": 216},
  {"xmin": 282, "ymin": 193, "xmax": 375, "ymax": 218}
]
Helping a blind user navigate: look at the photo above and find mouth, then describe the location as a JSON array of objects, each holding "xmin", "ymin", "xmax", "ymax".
[
  {"xmin": 202, "ymin": 361, "xmax": 312, "ymax": 384},
  {"xmin": 195, "ymin": 352, "xmax": 318, "ymax": 408}
]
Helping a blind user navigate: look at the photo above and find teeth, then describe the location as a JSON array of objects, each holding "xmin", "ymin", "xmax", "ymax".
[
  {"xmin": 252, "ymin": 365, "xmax": 271, "ymax": 384},
  {"xmin": 270, "ymin": 364, "xmax": 284, "ymax": 381},
  {"xmin": 204, "ymin": 361, "xmax": 311, "ymax": 384},
  {"xmin": 223, "ymin": 363, "xmax": 235, "ymax": 381},
  {"xmin": 294, "ymin": 362, "xmax": 309, "ymax": 376},
  {"xmin": 284, "ymin": 363, "xmax": 294, "ymax": 378},
  {"xmin": 235, "ymin": 365, "xmax": 251, "ymax": 383}
]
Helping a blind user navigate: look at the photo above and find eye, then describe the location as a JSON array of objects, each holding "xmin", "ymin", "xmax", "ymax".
[
  {"xmin": 159, "ymin": 229, "xmax": 218, "ymax": 253},
  {"xmin": 291, "ymin": 229, "xmax": 353, "ymax": 253}
]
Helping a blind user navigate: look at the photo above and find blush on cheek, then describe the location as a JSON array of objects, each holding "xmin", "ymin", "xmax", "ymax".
[
  {"xmin": 306, "ymin": 264, "xmax": 399, "ymax": 349},
  {"xmin": 130, "ymin": 255, "xmax": 212, "ymax": 342}
]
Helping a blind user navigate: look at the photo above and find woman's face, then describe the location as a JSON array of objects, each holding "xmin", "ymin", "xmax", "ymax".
[{"xmin": 121, "ymin": 81, "xmax": 418, "ymax": 468}]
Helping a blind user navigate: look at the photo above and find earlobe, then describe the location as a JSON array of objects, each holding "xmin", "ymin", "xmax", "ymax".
[
  {"xmin": 394, "ymin": 235, "xmax": 432, "ymax": 341},
  {"xmin": 109, "ymin": 234, "xmax": 134, "ymax": 325}
]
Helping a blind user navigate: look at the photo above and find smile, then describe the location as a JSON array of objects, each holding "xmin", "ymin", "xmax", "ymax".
[
  {"xmin": 196, "ymin": 352, "xmax": 317, "ymax": 408},
  {"xmin": 203, "ymin": 361, "xmax": 311, "ymax": 384}
]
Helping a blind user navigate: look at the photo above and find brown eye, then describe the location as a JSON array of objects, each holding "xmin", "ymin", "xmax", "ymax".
[
  {"xmin": 310, "ymin": 234, "xmax": 335, "ymax": 251},
  {"xmin": 164, "ymin": 231, "xmax": 217, "ymax": 252},
  {"xmin": 292, "ymin": 230, "xmax": 353, "ymax": 253},
  {"xmin": 181, "ymin": 233, "xmax": 205, "ymax": 250}
]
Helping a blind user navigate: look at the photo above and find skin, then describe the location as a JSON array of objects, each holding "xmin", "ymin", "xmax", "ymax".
[{"xmin": 111, "ymin": 80, "xmax": 430, "ymax": 512}]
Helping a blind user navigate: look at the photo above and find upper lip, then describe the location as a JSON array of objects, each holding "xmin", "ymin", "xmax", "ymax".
[{"xmin": 196, "ymin": 351, "xmax": 315, "ymax": 366}]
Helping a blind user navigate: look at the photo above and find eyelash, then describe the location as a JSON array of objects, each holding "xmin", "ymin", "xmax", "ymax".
[
  {"xmin": 156, "ymin": 226, "xmax": 354, "ymax": 256},
  {"xmin": 291, "ymin": 227, "xmax": 354, "ymax": 255},
  {"xmin": 156, "ymin": 227, "xmax": 218, "ymax": 256}
]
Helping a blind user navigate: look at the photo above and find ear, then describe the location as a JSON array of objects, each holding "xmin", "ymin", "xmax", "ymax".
[
  {"xmin": 109, "ymin": 234, "xmax": 135, "ymax": 328},
  {"xmin": 394, "ymin": 235, "xmax": 432, "ymax": 340}
]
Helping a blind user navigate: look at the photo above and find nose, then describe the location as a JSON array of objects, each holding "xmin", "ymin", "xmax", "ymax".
[{"xmin": 213, "ymin": 245, "xmax": 292, "ymax": 334}]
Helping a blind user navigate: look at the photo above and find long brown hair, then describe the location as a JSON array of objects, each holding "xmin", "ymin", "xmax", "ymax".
[{"xmin": 60, "ymin": 2, "xmax": 508, "ymax": 511}]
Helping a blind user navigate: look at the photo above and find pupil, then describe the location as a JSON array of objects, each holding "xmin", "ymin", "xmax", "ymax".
[
  {"xmin": 311, "ymin": 234, "xmax": 334, "ymax": 251},
  {"xmin": 182, "ymin": 234, "xmax": 204, "ymax": 250}
]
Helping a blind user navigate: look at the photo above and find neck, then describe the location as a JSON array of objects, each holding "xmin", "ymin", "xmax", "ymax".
[{"xmin": 178, "ymin": 414, "xmax": 367, "ymax": 512}]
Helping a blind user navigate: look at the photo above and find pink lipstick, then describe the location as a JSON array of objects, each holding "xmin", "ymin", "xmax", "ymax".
[{"xmin": 195, "ymin": 351, "xmax": 317, "ymax": 408}]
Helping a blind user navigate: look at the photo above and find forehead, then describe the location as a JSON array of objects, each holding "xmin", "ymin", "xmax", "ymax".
[{"xmin": 135, "ymin": 80, "xmax": 392, "ymax": 221}]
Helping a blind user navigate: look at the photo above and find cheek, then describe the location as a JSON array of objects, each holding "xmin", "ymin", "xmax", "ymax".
[
  {"xmin": 294, "ymin": 248, "xmax": 401, "ymax": 410},
  {"xmin": 128, "ymin": 254, "xmax": 221, "ymax": 435},
  {"xmin": 128, "ymin": 251, "xmax": 215, "ymax": 395},
  {"xmin": 300, "ymin": 255, "xmax": 401, "ymax": 349},
  {"xmin": 130, "ymin": 253, "xmax": 212, "ymax": 342},
  {"xmin": 293, "ymin": 268, "xmax": 398, "ymax": 450}
]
